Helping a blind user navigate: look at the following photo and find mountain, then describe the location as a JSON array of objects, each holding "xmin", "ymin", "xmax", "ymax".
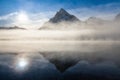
[
  {"xmin": 49, "ymin": 8, "xmax": 79, "ymax": 23},
  {"xmin": 86, "ymin": 17, "xmax": 106, "ymax": 25},
  {"xmin": 40, "ymin": 52, "xmax": 79, "ymax": 73},
  {"xmin": 115, "ymin": 13, "xmax": 120, "ymax": 21},
  {"xmin": 40, "ymin": 8, "xmax": 115, "ymax": 30},
  {"xmin": 0, "ymin": 26, "xmax": 25, "ymax": 30},
  {"xmin": 40, "ymin": 8, "xmax": 80, "ymax": 30}
]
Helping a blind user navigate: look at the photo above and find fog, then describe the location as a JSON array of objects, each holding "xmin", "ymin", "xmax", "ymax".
[
  {"xmin": 39, "ymin": 15, "xmax": 120, "ymax": 40},
  {"xmin": 0, "ymin": 29, "xmax": 120, "ymax": 67},
  {"xmin": 0, "ymin": 18, "xmax": 120, "ymax": 79}
]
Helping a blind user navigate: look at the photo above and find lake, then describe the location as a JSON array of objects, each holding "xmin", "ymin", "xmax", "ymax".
[{"xmin": 0, "ymin": 30, "xmax": 120, "ymax": 80}]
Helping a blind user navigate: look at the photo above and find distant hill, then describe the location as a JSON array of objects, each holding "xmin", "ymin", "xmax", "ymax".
[
  {"xmin": 85, "ymin": 17, "xmax": 107, "ymax": 26},
  {"xmin": 115, "ymin": 13, "xmax": 120, "ymax": 21},
  {"xmin": 0, "ymin": 26, "xmax": 25, "ymax": 30}
]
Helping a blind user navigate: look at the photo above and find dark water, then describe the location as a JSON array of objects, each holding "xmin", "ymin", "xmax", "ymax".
[
  {"xmin": 0, "ymin": 30, "xmax": 120, "ymax": 80},
  {"xmin": 0, "ymin": 43, "xmax": 120, "ymax": 80}
]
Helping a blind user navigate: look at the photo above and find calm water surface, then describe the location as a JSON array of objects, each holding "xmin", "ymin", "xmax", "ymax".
[{"xmin": 0, "ymin": 30, "xmax": 120, "ymax": 80}]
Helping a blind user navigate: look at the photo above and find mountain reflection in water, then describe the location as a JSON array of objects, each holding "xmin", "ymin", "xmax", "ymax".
[
  {"xmin": 0, "ymin": 30, "xmax": 120, "ymax": 80},
  {"xmin": 0, "ymin": 47, "xmax": 120, "ymax": 80}
]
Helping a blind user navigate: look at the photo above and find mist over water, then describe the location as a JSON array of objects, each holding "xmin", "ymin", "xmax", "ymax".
[
  {"xmin": 0, "ymin": 30, "xmax": 120, "ymax": 80},
  {"xmin": 0, "ymin": 29, "xmax": 119, "ymax": 52}
]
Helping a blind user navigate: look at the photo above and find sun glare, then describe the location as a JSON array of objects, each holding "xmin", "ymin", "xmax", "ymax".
[
  {"xmin": 17, "ymin": 11, "xmax": 29, "ymax": 23},
  {"xmin": 14, "ymin": 57, "xmax": 29, "ymax": 71},
  {"xmin": 18, "ymin": 58, "xmax": 28, "ymax": 68}
]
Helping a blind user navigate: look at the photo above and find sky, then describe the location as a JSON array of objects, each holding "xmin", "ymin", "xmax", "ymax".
[{"xmin": 0, "ymin": 0, "xmax": 120, "ymax": 29}]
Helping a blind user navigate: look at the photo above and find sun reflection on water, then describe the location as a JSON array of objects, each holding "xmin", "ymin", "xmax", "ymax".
[{"xmin": 14, "ymin": 54, "xmax": 30, "ymax": 72}]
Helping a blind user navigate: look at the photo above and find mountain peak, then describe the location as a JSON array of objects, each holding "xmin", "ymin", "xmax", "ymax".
[
  {"xmin": 60, "ymin": 8, "xmax": 65, "ymax": 11},
  {"xmin": 115, "ymin": 13, "xmax": 120, "ymax": 21},
  {"xmin": 88, "ymin": 17, "xmax": 97, "ymax": 20},
  {"xmin": 59, "ymin": 8, "xmax": 68, "ymax": 14},
  {"xmin": 87, "ymin": 17, "xmax": 104, "ymax": 21},
  {"xmin": 49, "ymin": 8, "xmax": 79, "ymax": 23}
]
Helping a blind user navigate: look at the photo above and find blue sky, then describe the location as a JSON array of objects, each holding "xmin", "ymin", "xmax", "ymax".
[
  {"xmin": 0, "ymin": 0, "xmax": 120, "ymax": 28},
  {"xmin": 0, "ymin": 0, "xmax": 120, "ymax": 15}
]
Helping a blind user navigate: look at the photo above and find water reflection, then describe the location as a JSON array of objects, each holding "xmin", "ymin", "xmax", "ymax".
[
  {"xmin": 14, "ymin": 57, "xmax": 29, "ymax": 71},
  {"xmin": 0, "ymin": 53, "xmax": 60, "ymax": 80},
  {"xmin": 0, "ymin": 30, "xmax": 120, "ymax": 80},
  {"xmin": 0, "ymin": 51, "xmax": 120, "ymax": 80}
]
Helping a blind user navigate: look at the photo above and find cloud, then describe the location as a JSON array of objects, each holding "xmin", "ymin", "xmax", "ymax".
[
  {"xmin": 0, "ymin": 12, "xmax": 18, "ymax": 20},
  {"xmin": 0, "ymin": 2, "xmax": 120, "ymax": 28},
  {"xmin": 68, "ymin": 2, "xmax": 120, "ymax": 20},
  {"xmin": 0, "ymin": 11, "xmax": 55, "ymax": 29},
  {"xmin": 0, "ymin": 12, "xmax": 19, "ymax": 27}
]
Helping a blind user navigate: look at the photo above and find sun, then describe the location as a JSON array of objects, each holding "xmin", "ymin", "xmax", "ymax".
[
  {"xmin": 14, "ymin": 57, "xmax": 29, "ymax": 71},
  {"xmin": 17, "ymin": 11, "xmax": 29, "ymax": 23},
  {"xmin": 18, "ymin": 58, "xmax": 28, "ymax": 68}
]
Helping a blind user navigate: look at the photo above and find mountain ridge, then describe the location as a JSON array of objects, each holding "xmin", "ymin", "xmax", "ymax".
[{"xmin": 0, "ymin": 26, "xmax": 25, "ymax": 30}]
